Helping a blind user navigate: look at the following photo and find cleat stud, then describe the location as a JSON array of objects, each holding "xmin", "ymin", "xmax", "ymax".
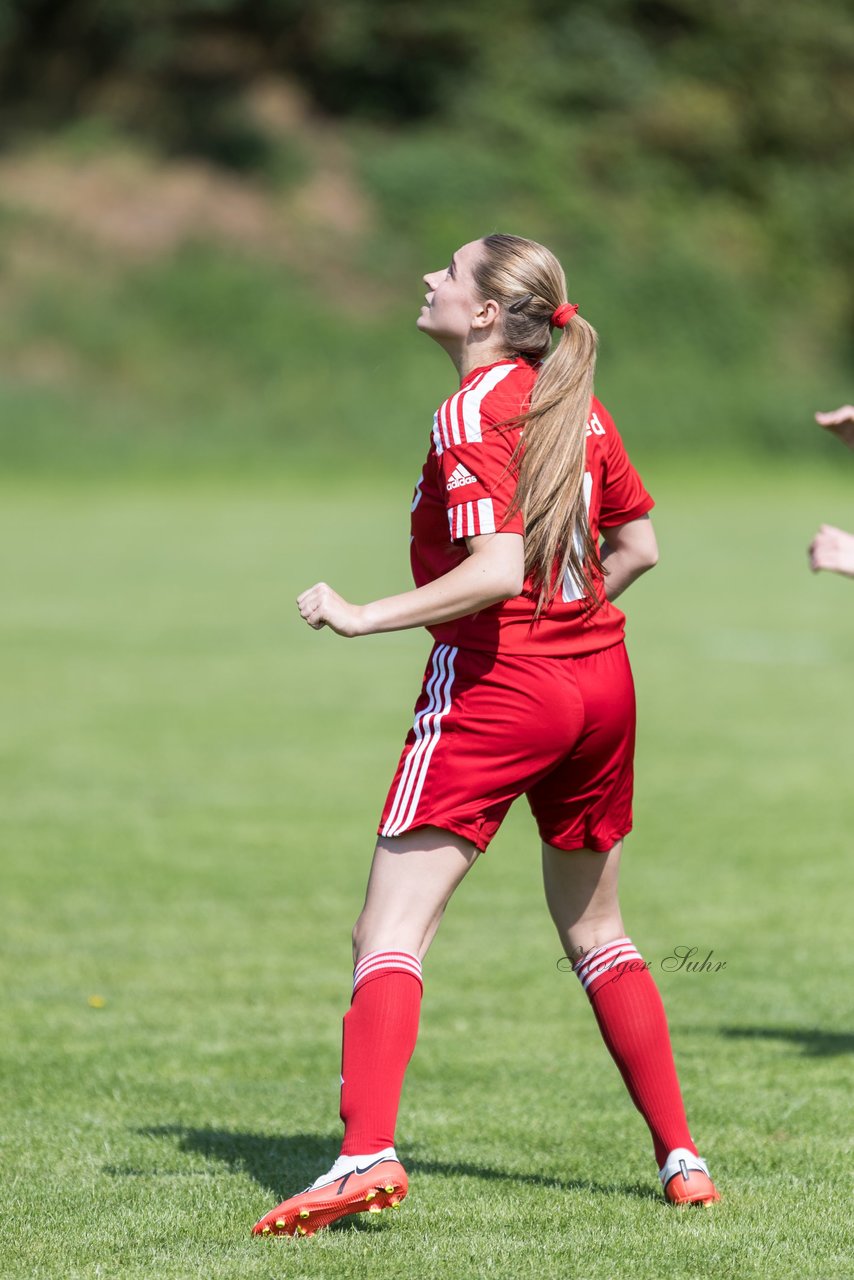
[
  {"xmin": 261, "ymin": 1225, "xmax": 271, "ymax": 1234},
  {"xmin": 384, "ymin": 1184, "xmax": 395, "ymax": 1193},
  {"xmin": 297, "ymin": 1225, "xmax": 307, "ymax": 1236},
  {"xmin": 299, "ymin": 1209, "xmax": 310, "ymax": 1219},
  {"xmin": 390, "ymin": 1196, "xmax": 399, "ymax": 1206},
  {"xmin": 368, "ymin": 1203, "xmax": 382, "ymax": 1214},
  {"xmin": 274, "ymin": 1219, "xmax": 285, "ymax": 1229},
  {"xmin": 365, "ymin": 1190, "xmax": 376, "ymax": 1201}
]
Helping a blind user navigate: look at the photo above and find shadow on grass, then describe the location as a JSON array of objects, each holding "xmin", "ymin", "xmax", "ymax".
[
  {"xmin": 719, "ymin": 1026, "xmax": 854, "ymax": 1057},
  {"xmin": 105, "ymin": 1127, "xmax": 658, "ymax": 1204}
]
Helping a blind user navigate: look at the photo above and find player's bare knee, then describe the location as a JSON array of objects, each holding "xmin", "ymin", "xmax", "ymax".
[
  {"xmin": 563, "ymin": 915, "xmax": 625, "ymax": 961},
  {"xmin": 351, "ymin": 914, "xmax": 369, "ymax": 963}
]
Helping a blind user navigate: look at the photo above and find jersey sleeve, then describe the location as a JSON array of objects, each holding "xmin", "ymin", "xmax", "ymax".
[
  {"xmin": 437, "ymin": 428, "xmax": 525, "ymax": 541},
  {"xmin": 596, "ymin": 406, "xmax": 655, "ymax": 528}
]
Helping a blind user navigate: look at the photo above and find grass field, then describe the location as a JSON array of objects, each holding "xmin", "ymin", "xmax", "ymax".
[{"xmin": 2, "ymin": 464, "xmax": 853, "ymax": 1279}]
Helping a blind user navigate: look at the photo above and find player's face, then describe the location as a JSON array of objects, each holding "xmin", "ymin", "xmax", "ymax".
[{"xmin": 417, "ymin": 240, "xmax": 486, "ymax": 348}]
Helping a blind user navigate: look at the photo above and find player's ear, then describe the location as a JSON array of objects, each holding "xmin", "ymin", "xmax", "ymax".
[{"xmin": 472, "ymin": 298, "xmax": 500, "ymax": 330}]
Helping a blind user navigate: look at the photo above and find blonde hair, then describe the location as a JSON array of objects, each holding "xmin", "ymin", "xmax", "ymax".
[{"xmin": 472, "ymin": 233, "xmax": 601, "ymax": 615}]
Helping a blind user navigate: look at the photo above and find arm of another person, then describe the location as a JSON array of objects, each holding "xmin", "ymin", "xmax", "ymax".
[
  {"xmin": 815, "ymin": 405, "xmax": 854, "ymax": 450},
  {"xmin": 809, "ymin": 406, "xmax": 854, "ymax": 575},
  {"xmin": 297, "ymin": 532, "xmax": 525, "ymax": 636},
  {"xmin": 599, "ymin": 514, "xmax": 659, "ymax": 601},
  {"xmin": 808, "ymin": 524, "xmax": 854, "ymax": 579}
]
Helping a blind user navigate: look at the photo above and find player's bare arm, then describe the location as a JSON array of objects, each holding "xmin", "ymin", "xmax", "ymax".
[
  {"xmin": 297, "ymin": 531, "xmax": 525, "ymax": 636},
  {"xmin": 815, "ymin": 405, "xmax": 854, "ymax": 450},
  {"xmin": 599, "ymin": 514, "xmax": 659, "ymax": 601}
]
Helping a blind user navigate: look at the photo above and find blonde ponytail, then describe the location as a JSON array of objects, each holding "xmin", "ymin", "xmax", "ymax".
[{"xmin": 473, "ymin": 233, "xmax": 601, "ymax": 616}]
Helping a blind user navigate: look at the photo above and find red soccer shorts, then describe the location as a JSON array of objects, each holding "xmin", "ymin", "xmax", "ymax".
[{"xmin": 378, "ymin": 641, "xmax": 636, "ymax": 853}]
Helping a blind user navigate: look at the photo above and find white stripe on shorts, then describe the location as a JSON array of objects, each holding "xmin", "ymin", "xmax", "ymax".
[
  {"xmin": 381, "ymin": 644, "xmax": 450, "ymax": 837},
  {"xmin": 380, "ymin": 644, "xmax": 458, "ymax": 838}
]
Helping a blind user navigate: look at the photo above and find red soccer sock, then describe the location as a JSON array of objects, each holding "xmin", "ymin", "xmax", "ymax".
[
  {"xmin": 339, "ymin": 950, "xmax": 423, "ymax": 1156},
  {"xmin": 574, "ymin": 937, "xmax": 698, "ymax": 1168}
]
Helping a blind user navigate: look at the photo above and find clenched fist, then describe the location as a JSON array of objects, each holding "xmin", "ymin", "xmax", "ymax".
[{"xmin": 297, "ymin": 582, "xmax": 365, "ymax": 636}]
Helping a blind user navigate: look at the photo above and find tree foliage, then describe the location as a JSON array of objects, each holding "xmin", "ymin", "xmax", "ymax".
[
  {"xmin": 3, "ymin": 1, "xmax": 853, "ymax": 153},
  {"xmin": 0, "ymin": 0, "xmax": 852, "ymax": 459}
]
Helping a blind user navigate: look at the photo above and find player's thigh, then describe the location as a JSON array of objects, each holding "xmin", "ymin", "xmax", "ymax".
[{"xmin": 354, "ymin": 826, "xmax": 480, "ymax": 961}]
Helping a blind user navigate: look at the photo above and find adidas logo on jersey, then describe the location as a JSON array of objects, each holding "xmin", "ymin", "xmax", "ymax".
[{"xmin": 446, "ymin": 463, "xmax": 478, "ymax": 491}]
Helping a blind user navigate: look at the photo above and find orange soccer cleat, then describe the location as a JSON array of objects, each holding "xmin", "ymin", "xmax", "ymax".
[
  {"xmin": 251, "ymin": 1149, "xmax": 408, "ymax": 1238},
  {"xmin": 659, "ymin": 1148, "xmax": 721, "ymax": 1207}
]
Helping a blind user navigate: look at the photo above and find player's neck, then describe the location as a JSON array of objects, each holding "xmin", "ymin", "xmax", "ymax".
[{"xmin": 454, "ymin": 337, "xmax": 515, "ymax": 382}]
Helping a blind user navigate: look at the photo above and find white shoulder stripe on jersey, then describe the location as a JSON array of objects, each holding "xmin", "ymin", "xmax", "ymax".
[
  {"xmin": 461, "ymin": 362, "xmax": 516, "ymax": 443},
  {"xmin": 448, "ymin": 367, "xmax": 489, "ymax": 449},
  {"xmin": 448, "ymin": 387, "xmax": 464, "ymax": 447},
  {"xmin": 432, "ymin": 362, "xmax": 516, "ymax": 455},
  {"xmin": 431, "ymin": 410, "xmax": 442, "ymax": 454},
  {"xmin": 381, "ymin": 644, "xmax": 458, "ymax": 839}
]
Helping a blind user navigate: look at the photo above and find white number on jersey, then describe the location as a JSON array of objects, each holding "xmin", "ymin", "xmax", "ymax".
[
  {"xmin": 411, "ymin": 472, "xmax": 424, "ymax": 512},
  {"xmin": 561, "ymin": 472, "xmax": 593, "ymax": 603}
]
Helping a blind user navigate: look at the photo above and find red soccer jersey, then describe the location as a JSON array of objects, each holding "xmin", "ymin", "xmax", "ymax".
[{"xmin": 409, "ymin": 356, "xmax": 654, "ymax": 656}]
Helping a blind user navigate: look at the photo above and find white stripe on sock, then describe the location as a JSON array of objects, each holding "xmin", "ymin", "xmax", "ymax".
[
  {"xmin": 574, "ymin": 937, "xmax": 644, "ymax": 992},
  {"xmin": 353, "ymin": 950, "xmax": 423, "ymax": 992}
]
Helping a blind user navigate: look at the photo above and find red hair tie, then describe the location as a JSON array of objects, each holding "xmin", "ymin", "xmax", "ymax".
[{"xmin": 551, "ymin": 302, "xmax": 579, "ymax": 328}]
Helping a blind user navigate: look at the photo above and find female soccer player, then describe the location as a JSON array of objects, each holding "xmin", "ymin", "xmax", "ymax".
[{"xmin": 252, "ymin": 234, "xmax": 719, "ymax": 1238}]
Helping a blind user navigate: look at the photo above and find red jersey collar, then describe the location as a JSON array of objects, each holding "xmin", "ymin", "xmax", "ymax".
[{"xmin": 459, "ymin": 355, "xmax": 533, "ymax": 389}]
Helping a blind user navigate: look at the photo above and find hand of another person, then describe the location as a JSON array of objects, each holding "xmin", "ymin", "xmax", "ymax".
[
  {"xmin": 297, "ymin": 582, "xmax": 364, "ymax": 636},
  {"xmin": 815, "ymin": 405, "xmax": 854, "ymax": 449},
  {"xmin": 808, "ymin": 524, "xmax": 854, "ymax": 578}
]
